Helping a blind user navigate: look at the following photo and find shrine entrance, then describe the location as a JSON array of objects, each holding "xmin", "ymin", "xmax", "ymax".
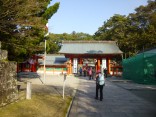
[
  {"xmin": 76, "ymin": 58, "xmax": 96, "ymax": 74},
  {"xmin": 59, "ymin": 41, "xmax": 123, "ymax": 75},
  {"xmin": 64, "ymin": 54, "xmax": 113, "ymax": 75}
]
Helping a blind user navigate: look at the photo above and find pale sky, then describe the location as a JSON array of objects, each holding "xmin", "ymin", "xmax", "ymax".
[{"xmin": 48, "ymin": 0, "xmax": 148, "ymax": 35}]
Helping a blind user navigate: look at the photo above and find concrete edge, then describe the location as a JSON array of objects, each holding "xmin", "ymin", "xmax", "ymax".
[{"xmin": 66, "ymin": 88, "xmax": 77, "ymax": 117}]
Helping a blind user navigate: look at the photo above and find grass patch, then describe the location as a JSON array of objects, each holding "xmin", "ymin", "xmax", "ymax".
[{"xmin": 0, "ymin": 93, "xmax": 72, "ymax": 117}]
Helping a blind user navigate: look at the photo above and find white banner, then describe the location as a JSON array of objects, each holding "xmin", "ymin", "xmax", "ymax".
[
  {"xmin": 73, "ymin": 58, "xmax": 78, "ymax": 73},
  {"xmin": 102, "ymin": 58, "xmax": 107, "ymax": 69}
]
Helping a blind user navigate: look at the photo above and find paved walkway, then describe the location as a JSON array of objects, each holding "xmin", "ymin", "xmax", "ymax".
[
  {"xmin": 18, "ymin": 72, "xmax": 156, "ymax": 117},
  {"xmin": 69, "ymin": 76, "xmax": 156, "ymax": 117}
]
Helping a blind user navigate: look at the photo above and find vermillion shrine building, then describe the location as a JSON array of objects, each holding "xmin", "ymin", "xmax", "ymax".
[
  {"xmin": 17, "ymin": 41, "xmax": 123, "ymax": 76},
  {"xmin": 59, "ymin": 41, "xmax": 123, "ymax": 75}
]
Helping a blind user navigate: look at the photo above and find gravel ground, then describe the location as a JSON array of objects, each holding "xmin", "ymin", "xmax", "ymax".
[
  {"xmin": 129, "ymin": 90, "xmax": 156, "ymax": 105},
  {"xmin": 107, "ymin": 76, "xmax": 156, "ymax": 106},
  {"xmin": 18, "ymin": 72, "xmax": 156, "ymax": 106},
  {"xmin": 17, "ymin": 72, "xmax": 80, "ymax": 99}
]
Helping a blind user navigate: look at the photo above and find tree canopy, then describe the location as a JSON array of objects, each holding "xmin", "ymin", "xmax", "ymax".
[
  {"xmin": 1, "ymin": 0, "xmax": 155, "ymax": 61},
  {"xmin": 0, "ymin": 0, "xmax": 59, "ymax": 62},
  {"xmin": 94, "ymin": 0, "xmax": 156, "ymax": 58},
  {"xmin": 46, "ymin": 32, "xmax": 93, "ymax": 54}
]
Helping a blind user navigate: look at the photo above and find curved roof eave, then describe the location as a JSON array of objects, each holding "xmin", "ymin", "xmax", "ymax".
[{"xmin": 59, "ymin": 41, "xmax": 123, "ymax": 55}]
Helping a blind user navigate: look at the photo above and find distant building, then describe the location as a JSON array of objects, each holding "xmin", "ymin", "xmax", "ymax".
[
  {"xmin": 17, "ymin": 54, "xmax": 68, "ymax": 75},
  {"xmin": 17, "ymin": 55, "xmax": 38, "ymax": 72},
  {"xmin": 59, "ymin": 41, "xmax": 123, "ymax": 75},
  {"xmin": 17, "ymin": 41, "xmax": 123, "ymax": 76},
  {"xmin": 37, "ymin": 54, "xmax": 68, "ymax": 74}
]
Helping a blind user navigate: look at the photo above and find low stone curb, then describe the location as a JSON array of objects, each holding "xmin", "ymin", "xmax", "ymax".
[{"xmin": 66, "ymin": 88, "xmax": 77, "ymax": 117}]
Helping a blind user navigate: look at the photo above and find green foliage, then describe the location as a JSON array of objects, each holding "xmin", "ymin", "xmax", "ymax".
[
  {"xmin": 0, "ymin": 0, "xmax": 59, "ymax": 62},
  {"xmin": 1, "ymin": 0, "xmax": 155, "ymax": 62},
  {"xmin": 94, "ymin": 0, "xmax": 156, "ymax": 58},
  {"xmin": 49, "ymin": 32, "xmax": 93, "ymax": 41},
  {"xmin": 42, "ymin": 2, "xmax": 60, "ymax": 20},
  {"xmin": 94, "ymin": 14, "xmax": 128, "ymax": 41},
  {"xmin": 46, "ymin": 32, "xmax": 93, "ymax": 54}
]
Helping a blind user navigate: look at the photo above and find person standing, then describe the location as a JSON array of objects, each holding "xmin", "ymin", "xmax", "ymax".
[
  {"xmin": 95, "ymin": 70, "xmax": 105, "ymax": 101},
  {"xmin": 83, "ymin": 67, "xmax": 86, "ymax": 77},
  {"xmin": 92, "ymin": 67, "xmax": 95, "ymax": 80},
  {"xmin": 79, "ymin": 67, "xmax": 82, "ymax": 76},
  {"xmin": 104, "ymin": 68, "xmax": 107, "ymax": 78},
  {"xmin": 88, "ymin": 67, "xmax": 92, "ymax": 80}
]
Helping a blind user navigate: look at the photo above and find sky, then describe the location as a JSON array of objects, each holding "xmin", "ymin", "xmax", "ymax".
[{"xmin": 48, "ymin": 0, "xmax": 148, "ymax": 35}]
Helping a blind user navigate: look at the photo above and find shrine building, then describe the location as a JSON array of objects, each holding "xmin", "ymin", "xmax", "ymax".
[{"xmin": 59, "ymin": 41, "xmax": 123, "ymax": 75}]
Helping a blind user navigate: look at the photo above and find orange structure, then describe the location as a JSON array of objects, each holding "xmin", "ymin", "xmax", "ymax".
[
  {"xmin": 17, "ymin": 54, "xmax": 68, "ymax": 74},
  {"xmin": 111, "ymin": 66, "xmax": 123, "ymax": 76},
  {"xmin": 59, "ymin": 41, "xmax": 123, "ymax": 75},
  {"xmin": 17, "ymin": 55, "xmax": 39, "ymax": 72}
]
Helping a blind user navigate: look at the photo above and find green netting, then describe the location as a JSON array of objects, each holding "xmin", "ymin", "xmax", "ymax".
[{"xmin": 122, "ymin": 53, "xmax": 156, "ymax": 85}]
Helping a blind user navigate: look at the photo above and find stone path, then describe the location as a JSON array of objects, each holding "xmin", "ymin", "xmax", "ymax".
[
  {"xmin": 69, "ymin": 77, "xmax": 156, "ymax": 117},
  {"xmin": 18, "ymin": 72, "xmax": 156, "ymax": 117}
]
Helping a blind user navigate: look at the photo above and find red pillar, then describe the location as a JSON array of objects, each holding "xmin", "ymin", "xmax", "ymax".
[
  {"xmin": 34, "ymin": 63, "xmax": 37, "ymax": 72},
  {"xmin": 68, "ymin": 58, "xmax": 73, "ymax": 74},
  {"xmin": 79, "ymin": 58, "xmax": 83, "ymax": 64},
  {"xmin": 17, "ymin": 63, "xmax": 19, "ymax": 72},
  {"xmin": 22, "ymin": 63, "xmax": 24, "ymax": 72},
  {"xmin": 107, "ymin": 57, "xmax": 110, "ymax": 75},
  {"xmin": 31, "ymin": 64, "xmax": 35, "ymax": 72},
  {"xmin": 97, "ymin": 58, "xmax": 101, "ymax": 71}
]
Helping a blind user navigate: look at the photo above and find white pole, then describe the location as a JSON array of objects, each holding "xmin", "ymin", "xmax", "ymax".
[
  {"xmin": 43, "ymin": 22, "xmax": 49, "ymax": 84},
  {"xmin": 43, "ymin": 40, "xmax": 46, "ymax": 84},
  {"xmin": 63, "ymin": 74, "xmax": 67, "ymax": 99},
  {"xmin": 26, "ymin": 81, "xmax": 31, "ymax": 99},
  {"xmin": 63, "ymin": 81, "xmax": 65, "ymax": 99}
]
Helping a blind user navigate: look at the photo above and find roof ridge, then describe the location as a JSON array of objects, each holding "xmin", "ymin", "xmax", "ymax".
[{"xmin": 62, "ymin": 40, "xmax": 116, "ymax": 43}]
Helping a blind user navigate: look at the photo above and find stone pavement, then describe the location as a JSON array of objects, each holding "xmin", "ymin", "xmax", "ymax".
[
  {"xmin": 69, "ymin": 76, "xmax": 156, "ymax": 117},
  {"xmin": 18, "ymin": 72, "xmax": 156, "ymax": 117}
]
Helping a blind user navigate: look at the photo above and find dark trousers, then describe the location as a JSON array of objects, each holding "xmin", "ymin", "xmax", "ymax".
[
  {"xmin": 84, "ymin": 71, "xmax": 86, "ymax": 77},
  {"xmin": 89, "ymin": 75, "xmax": 92, "ymax": 80},
  {"xmin": 104, "ymin": 72, "xmax": 107, "ymax": 78},
  {"xmin": 80, "ymin": 72, "xmax": 82, "ymax": 76},
  {"xmin": 96, "ymin": 84, "xmax": 104, "ymax": 100}
]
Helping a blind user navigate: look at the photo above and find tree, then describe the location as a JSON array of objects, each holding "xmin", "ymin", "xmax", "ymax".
[
  {"xmin": 94, "ymin": 14, "xmax": 128, "ymax": 41},
  {"xmin": 94, "ymin": 0, "xmax": 156, "ymax": 58},
  {"xmin": 46, "ymin": 32, "xmax": 93, "ymax": 54},
  {"xmin": 0, "ymin": 0, "xmax": 59, "ymax": 62},
  {"xmin": 127, "ymin": 0, "xmax": 156, "ymax": 54}
]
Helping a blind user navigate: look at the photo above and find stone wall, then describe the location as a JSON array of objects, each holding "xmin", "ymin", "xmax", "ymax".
[
  {"xmin": 0, "ymin": 50, "xmax": 8, "ymax": 60},
  {"xmin": 0, "ymin": 42, "xmax": 18, "ymax": 107}
]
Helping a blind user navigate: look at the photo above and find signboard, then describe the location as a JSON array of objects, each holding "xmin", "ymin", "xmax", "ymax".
[
  {"xmin": 102, "ymin": 58, "xmax": 107, "ymax": 70},
  {"xmin": 73, "ymin": 58, "xmax": 78, "ymax": 73}
]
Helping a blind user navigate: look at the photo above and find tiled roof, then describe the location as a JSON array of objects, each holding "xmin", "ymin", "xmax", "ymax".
[
  {"xmin": 38, "ymin": 54, "xmax": 68, "ymax": 65},
  {"xmin": 59, "ymin": 41, "xmax": 123, "ymax": 54}
]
